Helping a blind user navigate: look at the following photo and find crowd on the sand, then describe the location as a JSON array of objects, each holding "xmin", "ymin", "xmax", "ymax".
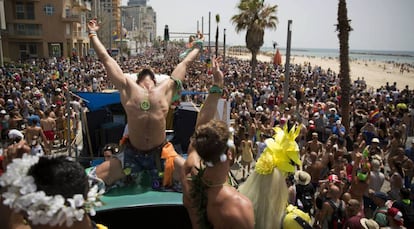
[{"xmin": 1, "ymin": 43, "xmax": 414, "ymax": 228}]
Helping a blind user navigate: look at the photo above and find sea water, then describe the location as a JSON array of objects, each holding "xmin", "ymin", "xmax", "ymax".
[{"xmin": 261, "ymin": 47, "xmax": 414, "ymax": 64}]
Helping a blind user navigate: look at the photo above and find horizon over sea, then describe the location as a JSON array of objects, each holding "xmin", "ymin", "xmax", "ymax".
[{"xmin": 260, "ymin": 47, "xmax": 414, "ymax": 64}]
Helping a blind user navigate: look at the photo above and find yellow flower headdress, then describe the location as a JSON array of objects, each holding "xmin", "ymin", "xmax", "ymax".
[{"xmin": 255, "ymin": 124, "xmax": 301, "ymax": 175}]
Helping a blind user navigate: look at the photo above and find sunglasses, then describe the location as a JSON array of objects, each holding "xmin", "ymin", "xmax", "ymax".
[{"xmin": 103, "ymin": 145, "xmax": 119, "ymax": 154}]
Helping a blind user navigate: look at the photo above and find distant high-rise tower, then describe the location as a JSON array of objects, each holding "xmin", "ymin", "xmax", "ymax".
[
  {"xmin": 127, "ymin": 0, "xmax": 147, "ymax": 6},
  {"xmin": 122, "ymin": 0, "xmax": 156, "ymax": 43}
]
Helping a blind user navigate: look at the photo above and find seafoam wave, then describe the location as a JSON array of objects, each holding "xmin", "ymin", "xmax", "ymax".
[{"xmin": 260, "ymin": 47, "xmax": 414, "ymax": 64}]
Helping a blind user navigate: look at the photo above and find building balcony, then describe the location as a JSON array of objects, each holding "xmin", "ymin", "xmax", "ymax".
[
  {"xmin": 6, "ymin": 24, "xmax": 42, "ymax": 39},
  {"xmin": 62, "ymin": 13, "xmax": 81, "ymax": 22},
  {"xmin": 72, "ymin": 0, "xmax": 92, "ymax": 11},
  {"xmin": 6, "ymin": 30, "xmax": 43, "ymax": 40},
  {"xmin": 70, "ymin": 30, "xmax": 88, "ymax": 39}
]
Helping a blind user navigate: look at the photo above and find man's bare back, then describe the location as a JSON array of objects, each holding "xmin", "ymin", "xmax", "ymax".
[
  {"xmin": 25, "ymin": 126, "xmax": 46, "ymax": 143},
  {"xmin": 40, "ymin": 116, "xmax": 56, "ymax": 132},
  {"xmin": 306, "ymin": 152, "xmax": 326, "ymax": 184}
]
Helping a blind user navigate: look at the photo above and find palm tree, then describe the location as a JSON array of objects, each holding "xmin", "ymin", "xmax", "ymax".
[
  {"xmin": 336, "ymin": 0, "xmax": 352, "ymax": 132},
  {"xmin": 231, "ymin": 0, "xmax": 278, "ymax": 77}
]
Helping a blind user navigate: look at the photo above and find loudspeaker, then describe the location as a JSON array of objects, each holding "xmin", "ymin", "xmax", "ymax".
[
  {"xmin": 172, "ymin": 102, "xmax": 199, "ymax": 154},
  {"xmin": 83, "ymin": 109, "xmax": 112, "ymax": 156},
  {"xmin": 99, "ymin": 122, "xmax": 124, "ymax": 147}
]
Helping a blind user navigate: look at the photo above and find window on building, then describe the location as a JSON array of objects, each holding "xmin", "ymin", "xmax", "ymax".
[
  {"xmin": 16, "ymin": 3, "xmax": 24, "ymax": 19},
  {"xmin": 15, "ymin": 2, "xmax": 35, "ymax": 19},
  {"xmin": 15, "ymin": 24, "xmax": 42, "ymax": 36},
  {"xmin": 44, "ymin": 4, "xmax": 55, "ymax": 16},
  {"xmin": 66, "ymin": 24, "xmax": 71, "ymax": 36},
  {"xmin": 19, "ymin": 44, "xmax": 26, "ymax": 51},
  {"xmin": 26, "ymin": 24, "xmax": 41, "ymax": 36},
  {"xmin": 26, "ymin": 3, "xmax": 35, "ymax": 19},
  {"xmin": 18, "ymin": 43, "xmax": 39, "ymax": 59},
  {"xmin": 28, "ymin": 43, "xmax": 38, "ymax": 56},
  {"xmin": 16, "ymin": 24, "xmax": 25, "ymax": 35},
  {"xmin": 65, "ymin": 8, "xmax": 71, "ymax": 18}
]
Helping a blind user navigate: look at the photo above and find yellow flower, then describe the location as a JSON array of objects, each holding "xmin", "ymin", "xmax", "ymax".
[
  {"xmin": 255, "ymin": 151, "xmax": 276, "ymax": 175},
  {"xmin": 256, "ymin": 125, "xmax": 301, "ymax": 175}
]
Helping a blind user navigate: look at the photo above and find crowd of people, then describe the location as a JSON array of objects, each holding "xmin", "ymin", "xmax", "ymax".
[{"xmin": 0, "ymin": 16, "xmax": 414, "ymax": 228}]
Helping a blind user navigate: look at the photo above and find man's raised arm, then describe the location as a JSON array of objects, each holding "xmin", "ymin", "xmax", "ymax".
[
  {"xmin": 182, "ymin": 56, "xmax": 224, "ymax": 229},
  {"xmin": 87, "ymin": 18, "xmax": 127, "ymax": 90},
  {"xmin": 195, "ymin": 56, "xmax": 224, "ymax": 128}
]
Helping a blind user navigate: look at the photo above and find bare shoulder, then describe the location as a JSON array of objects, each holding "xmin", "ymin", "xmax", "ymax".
[
  {"xmin": 122, "ymin": 74, "xmax": 139, "ymax": 91},
  {"xmin": 157, "ymin": 76, "xmax": 176, "ymax": 91},
  {"xmin": 221, "ymin": 192, "xmax": 254, "ymax": 228}
]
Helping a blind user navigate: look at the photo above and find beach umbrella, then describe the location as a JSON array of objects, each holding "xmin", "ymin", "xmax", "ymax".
[{"xmin": 273, "ymin": 48, "xmax": 282, "ymax": 65}]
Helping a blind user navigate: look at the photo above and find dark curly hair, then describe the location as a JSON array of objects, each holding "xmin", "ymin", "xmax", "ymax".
[
  {"xmin": 191, "ymin": 120, "xmax": 230, "ymax": 165},
  {"xmin": 28, "ymin": 156, "xmax": 89, "ymax": 199}
]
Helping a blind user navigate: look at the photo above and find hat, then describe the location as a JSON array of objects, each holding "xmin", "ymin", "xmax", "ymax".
[
  {"xmin": 294, "ymin": 171, "xmax": 311, "ymax": 186},
  {"xmin": 0, "ymin": 109, "xmax": 6, "ymax": 115},
  {"xmin": 387, "ymin": 207, "xmax": 404, "ymax": 226},
  {"xmin": 8, "ymin": 129, "xmax": 24, "ymax": 140},
  {"xmin": 309, "ymin": 125, "xmax": 316, "ymax": 130},
  {"xmin": 309, "ymin": 120, "xmax": 314, "ymax": 125},
  {"xmin": 360, "ymin": 218, "xmax": 379, "ymax": 229},
  {"xmin": 372, "ymin": 138, "xmax": 380, "ymax": 143},
  {"xmin": 283, "ymin": 204, "xmax": 312, "ymax": 229},
  {"xmin": 373, "ymin": 191, "xmax": 388, "ymax": 201},
  {"xmin": 336, "ymin": 120, "xmax": 341, "ymax": 125},
  {"xmin": 328, "ymin": 174, "xmax": 341, "ymax": 184},
  {"xmin": 313, "ymin": 112, "xmax": 320, "ymax": 118},
  {"xmin": 256, "ymin": 106, "xmax": 264, "ymax": 112},
  {"xmin": 329, "ymin": 107, "xmax": 337, "ymax": 112}
]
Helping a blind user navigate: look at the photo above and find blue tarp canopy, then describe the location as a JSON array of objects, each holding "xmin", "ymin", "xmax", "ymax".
[
  {"xmin": 75, "ymin": 92, "xmax": 121, "ymax": 112},
  {"xmin": 75, "ymin": 91, "xmax": 207, "ymax": 112}
]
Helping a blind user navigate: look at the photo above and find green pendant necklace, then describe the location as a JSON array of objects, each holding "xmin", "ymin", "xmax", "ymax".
[{"xmin": 140, "ymin": 88, "xmax": 150, "ymax": 111}]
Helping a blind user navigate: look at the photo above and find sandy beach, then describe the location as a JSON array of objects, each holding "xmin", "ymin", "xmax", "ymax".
[{"xmin": 230, "ymin": 53, "xmax": 414, "ymax": 91}]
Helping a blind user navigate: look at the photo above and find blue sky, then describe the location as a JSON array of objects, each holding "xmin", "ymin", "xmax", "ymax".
[{"xmin": 122, "ymin": 0, "xmax": 414, "ymax": 51}]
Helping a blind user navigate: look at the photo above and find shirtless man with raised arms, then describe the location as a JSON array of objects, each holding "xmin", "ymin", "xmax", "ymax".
[{"xmin": 87, "ymin": 18, "xmax": 203, "ymax": 189}]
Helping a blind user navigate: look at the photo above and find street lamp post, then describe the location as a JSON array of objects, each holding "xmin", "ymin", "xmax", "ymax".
[
  {"xmin": 208, "ymin": 12, "xmax": 211, "ymax": 58},
  {"xmin": 109, "ymin": 5, "xmax": 112, "ymax": 53},
  {"xmin": 223, "ymin": 28, "xmax": 226, "ymax": 66},
  {"xmin": 0, "ymin": 0, "xmax": 5, "ymax": 66},
  {"xmin": 283, "ymin": 20, "xmax": 292, "ymax": 103},
  {"xmin": 120, "ymin": 9, "xmax": 123, "ymax": 60}
]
